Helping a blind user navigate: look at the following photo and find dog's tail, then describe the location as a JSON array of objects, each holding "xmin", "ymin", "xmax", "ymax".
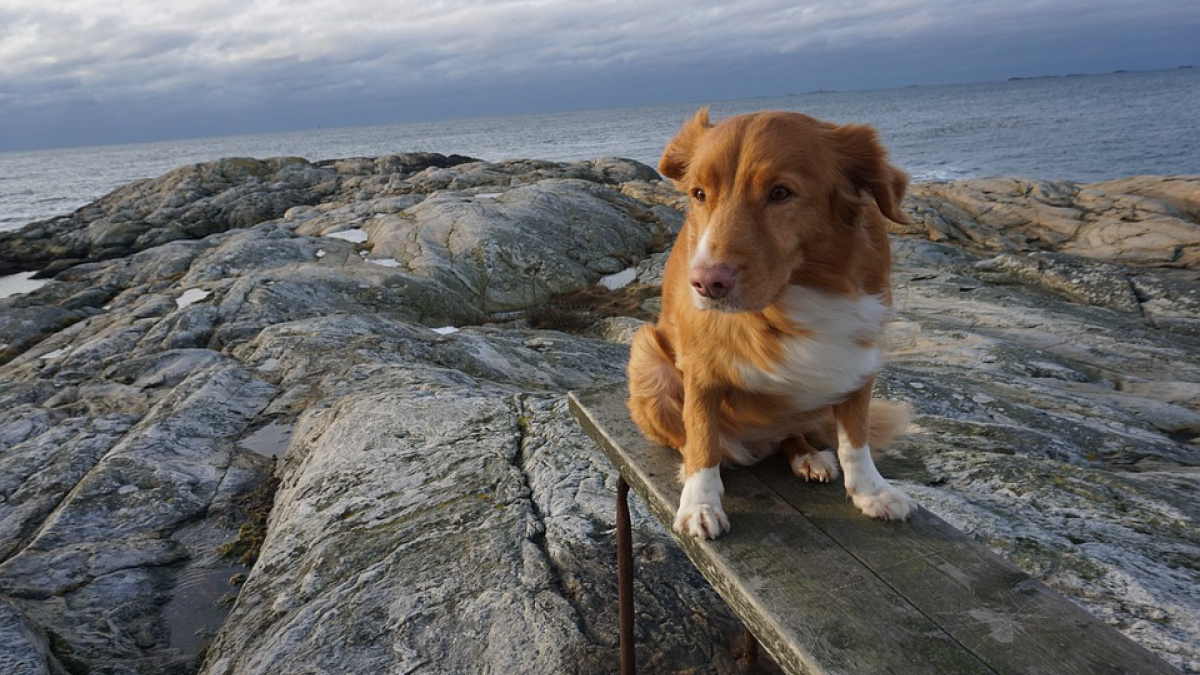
[{"xmin": 868, "ymin": 399, "xmax": 912, "ymax": 452}]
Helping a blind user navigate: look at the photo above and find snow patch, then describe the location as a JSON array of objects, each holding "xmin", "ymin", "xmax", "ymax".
[
  {"xmin": 40, "ymin": 347, "xmax": 70, "ymax": 360},
  {"xmin": 176, "ymin": 288, "xmax": 211, "ymax": 309},
  {"xmin": 598, "ymin": 267, "xmax": 637, "ymax": 290},
  {"xmin": 431, "ymin": 326, "xmax": 460, "ymax": 335}
]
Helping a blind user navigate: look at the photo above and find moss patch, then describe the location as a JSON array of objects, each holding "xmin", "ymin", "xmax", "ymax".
[
  {"xmin": 525, "ymin": 283, "xmax": 658, "ymax": 333},
  {"xmin": 216, "ymin": 474, "xmax": 280, "ymax": 566}
]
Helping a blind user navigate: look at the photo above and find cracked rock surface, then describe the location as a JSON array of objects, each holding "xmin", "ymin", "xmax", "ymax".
[{"xmin": 1, "ymin": 157, "xmax": 1198, "ymax": 674}]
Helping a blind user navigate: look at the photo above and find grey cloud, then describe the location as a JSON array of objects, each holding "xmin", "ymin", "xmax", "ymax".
[{"xmin": 0, "ymin": 0, "xmax": 1197, "ymax": 151}]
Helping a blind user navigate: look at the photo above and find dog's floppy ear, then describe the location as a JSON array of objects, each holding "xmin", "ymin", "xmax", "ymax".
[
  {"xmin": 829, "ymin": 123, "xmax": 912, "ymax": 225},
  {"xmin": 659, "ymin": 108, "xmax": 712, "ymax": 181}
]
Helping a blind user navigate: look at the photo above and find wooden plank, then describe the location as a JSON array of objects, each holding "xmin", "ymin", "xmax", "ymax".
[
  {"xmin": 752, "ymin": 456, "xmax": 1184, "ymax": 675},
  {"xmin": 569, "ymin": 384, "xmax": 1183, "ymax": 675},
  {"xmin": 569, "ymin": 386, "xmax": 996, "ymax": 675}
]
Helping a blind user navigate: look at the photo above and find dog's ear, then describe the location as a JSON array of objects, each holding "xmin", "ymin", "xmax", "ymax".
[
  {"xmin": 659, "ymin": 108, "xmax": 712, "ymax": 181},
  {"xmin": 829, "ymin": 123, "xmax": 912, "ymax": 225}
]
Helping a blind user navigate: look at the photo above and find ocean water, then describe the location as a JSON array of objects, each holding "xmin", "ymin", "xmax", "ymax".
[{"xmin": 1, "ymin": 68, "xmax": 1198, "ymax": 233}]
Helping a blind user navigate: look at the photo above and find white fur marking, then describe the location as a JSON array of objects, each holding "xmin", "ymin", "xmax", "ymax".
[
  {"xmin": 791, "ymin": 449, "xmax": 839, "ymax": 482},
  {"xmin": 837, "ymin": 424, "xmax": 916, "ymax": 520},
  {"xmin": 736, "ymin": 286, "xmax": 887, "ymax": 411},
  {"xmin": 689, "ymin": 228, "xmax": 717, "ymax": 309},
  {"xmin": 674, "ymin": 466, "xmax": 729, "ymax": 539},
  {"xmin": 690, "ymin": 227, "xmax": 715, "ymax": 269}
]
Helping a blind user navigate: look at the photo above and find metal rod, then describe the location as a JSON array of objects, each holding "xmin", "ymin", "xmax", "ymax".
[
  {"xmin": 742, "ymin": 626, "xmax": 759, "ymax": 673},
  {"xmin": 617, "ymin": 475, "xmax": 636, "ymax": 675}
]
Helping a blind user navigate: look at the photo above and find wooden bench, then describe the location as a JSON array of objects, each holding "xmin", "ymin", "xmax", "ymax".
[{"xmin": 568, "ymin": 384, "xmax": 1183, "ymax": 675}]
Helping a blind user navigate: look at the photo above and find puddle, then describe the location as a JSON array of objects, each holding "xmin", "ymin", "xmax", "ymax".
[
  {"xmin": 0, "ymin": 271, "xmax": 50, "ymax": 299},
  {"xmin": 238, "ymin": 422, "xmax": 294, "ymax": 458},
  {"xmin": 368, "ymin": 257, "xmax": 402, "ymax": 267},
  {"xmin": 163, "ymin": 562, "xmax": 248, "ymax": 654},
  {"xmin": 325, "ymin": 228, "xmax": 368, "ymax": 243}
]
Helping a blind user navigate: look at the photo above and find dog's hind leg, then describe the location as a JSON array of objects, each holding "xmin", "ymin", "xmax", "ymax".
[
  {"xmin": 627, "ymin": 325, "xmax": 686, "ymax": 449},
  {"xmin": 782, "ymin": 434, "xmax": 839, "ymax": 483}
]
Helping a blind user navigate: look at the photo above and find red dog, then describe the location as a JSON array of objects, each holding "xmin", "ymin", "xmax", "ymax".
[{"xmin": 627, "ymin": 109, "xmax": 916, "ymax": 539}]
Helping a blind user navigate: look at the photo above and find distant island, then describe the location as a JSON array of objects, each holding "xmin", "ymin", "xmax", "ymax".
[{"xmin": 1008, "ymin": 65, "xmax": 1195, "ymax": 81}]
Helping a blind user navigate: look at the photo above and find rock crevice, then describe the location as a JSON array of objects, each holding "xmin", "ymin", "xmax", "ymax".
[{"xmin": 0, "ymin": 159, "xmax": 1197, "ymax": 674}]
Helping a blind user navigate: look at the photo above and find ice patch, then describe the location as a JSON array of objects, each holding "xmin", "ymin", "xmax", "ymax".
[
  {"xmin": 431, "ymin": 326, "xmax": 460, "ymax": 335},
  {"xmin": 368, "ymin": 258, "xmax": 402, "ymax": 268},
  {"xmin": 0, "ymin": 271, "xmax": 49, "ymax": 299},
  {"xmin": 326, "ymin": 229, "xmax": 368, "ymax": 243},
  {"xmin": 176, "ymin": 288, "xmax": 210, "ymax": 309},
  {"xmin": 598, "ymin": 267, "xmax": 637, "ymax": 290}
]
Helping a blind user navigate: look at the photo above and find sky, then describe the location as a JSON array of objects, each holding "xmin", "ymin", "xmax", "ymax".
[{"xmin": 1, "ymin": 0, "xmax": 1197, "ymax": 152}]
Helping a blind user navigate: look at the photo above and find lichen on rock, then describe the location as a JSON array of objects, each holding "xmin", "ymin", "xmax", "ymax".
[{"xmin": 0, "ymin": 158, "xmax": 1197, "ymax": 674}]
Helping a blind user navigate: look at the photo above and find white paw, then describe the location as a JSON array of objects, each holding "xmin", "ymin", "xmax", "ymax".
[
  {"xmin": 851, "ymin": 486, "xmax": 918, "ymax": 521},
  {"xmin": 791, "ymin": 449, "xmax": 839, "ymax": 483},
  {"xmin": 674, "ymin": 466, "xmax": 729, "ymax": 539},
  {"xmin": 673, "ymin": 502, "xmax": 730, "ymax": 539}
]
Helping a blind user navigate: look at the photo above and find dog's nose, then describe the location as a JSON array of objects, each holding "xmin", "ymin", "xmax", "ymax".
[{"xmin": 690, "ymin": 264, "xmax": 735, "ymax": 300}]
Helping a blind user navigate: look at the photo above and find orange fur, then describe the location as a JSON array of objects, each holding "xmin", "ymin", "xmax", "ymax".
[{"xmin": 628, "ymin": 109, "xmax": 913, "ymax": 531}]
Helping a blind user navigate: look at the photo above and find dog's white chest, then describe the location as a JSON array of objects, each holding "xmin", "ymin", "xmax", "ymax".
[{"xmin": 735, "ymin": 286, "xmax": 887, "ymax": 411}]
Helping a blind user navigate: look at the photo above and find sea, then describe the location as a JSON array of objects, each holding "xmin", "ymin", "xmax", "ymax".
[{"xmin": 1, "ymin": 67, "xmax": 1198, "ymax": 234}]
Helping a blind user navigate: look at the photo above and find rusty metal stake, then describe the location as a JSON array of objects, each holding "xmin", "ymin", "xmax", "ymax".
[
  {"xmin": 617, "ymin": 475, "xmax": 636, "ymax": 675},
  {"xmin": 742, "ymin": 626, "xmax": 759, "ymax": 673}
]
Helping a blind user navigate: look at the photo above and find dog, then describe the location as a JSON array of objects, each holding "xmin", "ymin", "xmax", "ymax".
[{"xmin": 627, "ymin": 108, "xmax": 917, "ymax": 539}]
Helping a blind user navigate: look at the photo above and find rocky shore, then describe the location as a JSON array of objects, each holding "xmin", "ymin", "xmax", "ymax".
[{"xmin": 0, "ymin": 155, "xmax": 1197, "ymax": 675}]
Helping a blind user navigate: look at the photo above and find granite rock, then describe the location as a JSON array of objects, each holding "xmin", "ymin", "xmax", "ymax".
[
  {"xmin": 901, "ymin": 176, "xmax": 1200, "ymax": 268},
  {"xmin": 0, "ymin": 162, "xmax": 1197, "ymax": 675}
]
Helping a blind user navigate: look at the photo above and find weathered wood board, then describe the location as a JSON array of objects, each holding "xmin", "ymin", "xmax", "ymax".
[{"xmin": 568, "ymin": 384, "xmax": 1182, "ymax": 675}]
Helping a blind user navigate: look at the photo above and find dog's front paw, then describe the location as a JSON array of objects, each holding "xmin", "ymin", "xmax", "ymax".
[
  {"xmin": 791, "ymin": 449, "xmax": 839, "ymax": 483},
  {"xmin": 851, "ymin": 485, "xmax": 918, "ymax": 521},
  {"xmin": 675, "ymin": 466, "xmax": 729, "ymax": 539},
  {"xmin": 674, "ymin": 502, "xmax": 730, "ymax": 539}
]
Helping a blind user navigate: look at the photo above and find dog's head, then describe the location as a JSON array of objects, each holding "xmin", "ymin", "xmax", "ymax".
[{"xmin": 659, "ymin": 108, "xmax": 910, "ymax": 312}]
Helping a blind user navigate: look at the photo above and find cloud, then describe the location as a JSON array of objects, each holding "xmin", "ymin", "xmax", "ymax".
[{"xmin": 0, "ymin": 0, "xmax": 1196, "ymax": 150}]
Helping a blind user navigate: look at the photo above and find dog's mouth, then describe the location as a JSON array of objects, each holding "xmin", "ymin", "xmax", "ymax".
[{"xmin": 692, "ymin": 290, "xmax": 772, "ymax": 314}]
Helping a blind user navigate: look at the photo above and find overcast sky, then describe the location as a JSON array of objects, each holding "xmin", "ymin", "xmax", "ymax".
[{"xmin": 1, "ymin": 0, "xmax": 1196, "ymax": 152}]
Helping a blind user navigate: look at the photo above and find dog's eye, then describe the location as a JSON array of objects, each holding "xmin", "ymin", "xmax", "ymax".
[
  {"xmin": 769, "ymin": 186, "xmax": 793, "ymax": 202},
  {"xmin": 691, "ymin": 188, "xmax": 706, "ymax": 204}
]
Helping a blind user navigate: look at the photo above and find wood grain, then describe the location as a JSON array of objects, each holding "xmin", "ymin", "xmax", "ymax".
[{"xmin": 569, "ymin": 384, "xmax": 1182, "ymax": 675}]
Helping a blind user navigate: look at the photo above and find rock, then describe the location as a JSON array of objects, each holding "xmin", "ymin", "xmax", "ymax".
[
  {"xmin": 901, "ymin": 176, "xmax": 1200, "ymax": 269},
  {"xmin": 0, "ymin": 159, "xmax": 1197, "ymax": 675},
  {"xmin": 973, "ymin": 251, "xmax": 1142, "ymax": 313},
  {"xmin": 1129, "ymin": 269, "xmax": 1200, "ymax": 336},
  {"xmin": 0, "ymin": 158, "xmax": 341, "ymax": 276},
  {"xmin": 359, "ymin": 179, "xmax": 673, "ymax": 311},
  {"xmin": 0, "ymin": 306, "xmax": 86, "ymax": 364},
  {"xmin": 0, "ymin": 598, "xmax": 70, "ymax": 675}
]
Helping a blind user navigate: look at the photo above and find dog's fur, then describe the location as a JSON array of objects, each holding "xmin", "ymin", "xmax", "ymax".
[{"xmin": 627, "ymin": 109, "xmax": 917, "ymax": 539}]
